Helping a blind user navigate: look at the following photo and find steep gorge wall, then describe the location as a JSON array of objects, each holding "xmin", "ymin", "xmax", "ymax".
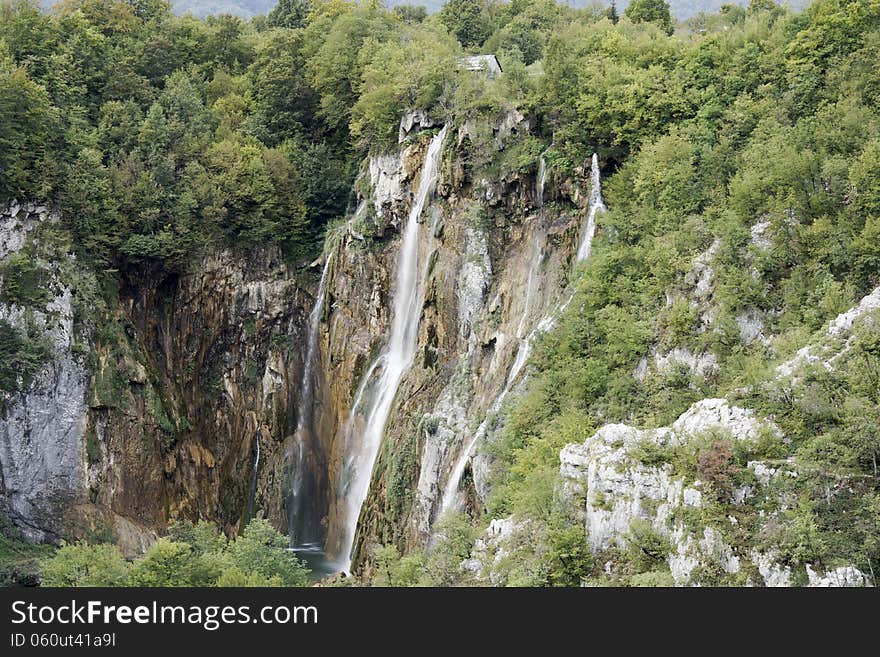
[
  {"xmin": 1, "ymin": 112, "xmax": 599, "ymax": 570},
  {"xmin": 311, "ymin": 114, "xmax": 598, "ymax": 568},
  {"xmin": 0, "ymin": 200, "xmax": 315, "ymax": 553}
]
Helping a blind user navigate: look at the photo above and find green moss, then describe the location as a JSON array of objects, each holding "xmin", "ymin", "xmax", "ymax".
[
  {"xmin": 89, "ymin": 353, "xmax": 128, "ymax": 409},
  {"xmin": 387, "ymin": 431, "xmax": 419, "ymax": 524},
  {"xmin": 0, "ymin": 253, "xmax": 51, "ymax": 308},
  {"xmin": 85, "ymin": 427, "xmax": 101, "ymax": 463},
  {"xmin": 0, "ymin": 319, "xmax": 51, "ymax": 393}
]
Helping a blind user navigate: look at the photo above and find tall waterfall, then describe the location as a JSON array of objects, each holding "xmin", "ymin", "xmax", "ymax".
[
  {"xmin": 438, "ymin": 153, "xmax": 606, "ymax": 518},
  {"xmin": 438, "ymin": 235, "xmax": 544, "ymax": 516},
  {"xmin": 576, "ymin": 153, "xmax": 605, "ymax": 262},
  {"xmin": 246, "ymin": 425, "xmax": 260, "ymax": 522},
  {"xmin": 288, "ymin": 249, "xmax": 334, "ymax": 547},
  {"xmin": 332, "ymin": 127, "xmax": 447, "ymax": 572},
  {"xmin": 536, "ymin": 157, "xmax": 548, "ymax": 208}
]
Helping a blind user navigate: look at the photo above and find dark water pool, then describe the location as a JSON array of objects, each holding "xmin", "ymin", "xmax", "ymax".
[{"xmin": 290, "ymin": 543, "xmax": 343, "ymax": 581}]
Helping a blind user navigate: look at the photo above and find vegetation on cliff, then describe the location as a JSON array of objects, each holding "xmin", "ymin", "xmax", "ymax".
[
  {"xmin": 3, "ymin": 0, "xmax": 880, "ymax": 586},
  {"xmin": 478, "ymin": 0, "xmax": 880, "ymax": 585}
]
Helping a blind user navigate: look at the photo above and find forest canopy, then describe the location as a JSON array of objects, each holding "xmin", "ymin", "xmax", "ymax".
[
  {"xmin": 3, "ymin": 0, "xmax": 880, "ymax": 586},
  {"xmin": 2, "ymin": 0, "xmax": 841, "ymax": 272}
]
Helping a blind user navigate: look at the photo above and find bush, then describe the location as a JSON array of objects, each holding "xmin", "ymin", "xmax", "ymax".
[
  {"xmin": 371, "ymin": 544, "xmax": 425, "ymax": 587},
  {"xmin": 0, "ymin": 253, "xmax": 50, "ymax": 307},
  {"xmin": 0, "ymin": 320, "xmax": 51, "ymax": 393},
  {"xmin": 696, "ymin": 440, "xmax": 740, "ymax": 499},
  {"xmin": 423, "ymin": 513, "xmax": 475, "ymax": 586},
  {"xmin": 42, "ymin": 519, "xmax": 311, "ymax": 587},
  {"xmin": 625, "ymin": 519, "xmax": 671, "ymax": 573},
  {"xmin": 41, "ymin": 542, "xmax": 130, "ymax": 587},
  {"xmin": 545, "ymin": 523, "xmax": 594, "ymax": 587},
  {"xmin": 630, "ymin": 569, "xmax": 675, "ymax": 587},
  {"xmin": 227, "ymin": 519, "xmax": 310, "ymax": 587},
  {"xmin": 127, "ymin": 539, "xmax": 202, "ymax": 586}
]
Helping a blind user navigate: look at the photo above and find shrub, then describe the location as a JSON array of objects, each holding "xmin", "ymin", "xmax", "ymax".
[
  {"xmin": 696, "ymin": 440, "xmax": 740, "ymax": 499},
  {"xmin": 0, "ymin": 320, "xmax": 50, "ymax": 393},
  {"xmin": 625, "ymin": 519, "xmax": 671, "ymax": 573},
  {"xmin": 41, "ymin": 542, "xmax": 130, "ymax": 587}
]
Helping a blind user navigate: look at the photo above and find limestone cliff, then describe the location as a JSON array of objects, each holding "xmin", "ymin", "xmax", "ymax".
[
  {"xmin": 1, "ymin": 111, "xmax": 596, "ymax": 570},
  {"xmin": 471, "ymin": 282, "xmax": 880, "ymax": 587},
  {"xmin": 309, "ymin": 112, "xmax": 595, "ymax": 567},
  {"xmin": 0, "ymin": 199, "xmax": 315, "ymax": 554}
]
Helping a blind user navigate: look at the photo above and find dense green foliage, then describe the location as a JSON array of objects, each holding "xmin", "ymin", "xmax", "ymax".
[
  {"xmin": 1, "ymin": 0, "xmax": 363, "ymax": 267},
  {"xmin": 7, "ymin": 0, "xmax": 880, "ymax": 586},
  {"xmin": 476, "ymin": 0, "xmax": 880, "ymax": 585},
  {"xmin": 0, "ymin": 0, "xmax": 588, "ymax": 268},
  {"xmin": 40, "ymin": 519, "xmax": 311, "ymax": 586},
  {"xmin": 0, "ymin": 512, "xmax": 55, "ymax": 586},
  {"xmin": 624, "ymin": 0, "xmax": 674, "ymax": 33}
]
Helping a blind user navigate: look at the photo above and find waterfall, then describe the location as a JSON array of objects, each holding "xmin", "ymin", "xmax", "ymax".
[
  {"xmin": 576, "ymin": 153, "xmax": 605, "ymax": 262},
  {"xmin": 437, "ymin": 153, "xmax": 606, "ymax": 518},
  {"xmin": 438, "ymin": 229, "xmax": 546, "ymax": 516},
  {"xmin": 438, "ymin": 336, "xmax": 531, "ymax": 516},
  {"xmin": 438, "ymin": 296, "xmax": 537, "ymax": 516},
  {"xmin": 288, "ymin": 249, "xmax": 334, "ymax": 547},
  {"xmin": 536, "ymin": 157, "xmax": 548, "ymax": 208},
  {"xmin": 246, "ymin": 425, "xmax": 261, "ymax": 522},
  {"xmin": 332, "ymin": 127, "xmax": 447, "ymax": 572}
]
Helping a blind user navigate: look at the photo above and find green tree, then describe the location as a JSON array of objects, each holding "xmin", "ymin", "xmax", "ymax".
[
  {"xmin": 306, "ymin": 8, "xmax": 395, "ymax": 137},
  {"xmin": 127, "ymin": 539, "xmax": 201, "ymax": 586},
  {"xmin": 440, "ymin": 0, "xmax": 492, "ymax": 49},
  {"xmin": 0, "ymin": 60, "xmax": 56, "ymax": 198},
  {"xmin": 607, "ymin": 0, "xmax": 619, "ymax": 24},
  {"xmin": 351, "ymin": 23, "xmax": 457, "ymax": 148},
  {"xmin": 747, "ymin": 0, "xmax": 779, "ymax": 14},
  {"xmin": 624, "ymin": 0, "xmax": 674, "ymax": 35},
  {"xmin": 423, "ymin": 513, "xmax": 475, "ymax": 586},
  {"xmin": 166, "ymin": 519, "xmax": 227, "ymax": 555},
  {"xmin": 61, "ymin": 148, "xmax": 124, "ymax": 262},
  {"xmin": 41, "ymin": 542, "xmax": 130, "ymax": 587},
  {"xmin": 393, "ymin": 5, "xmax": 427, "ymax": 24},
  {"xmin": 247, "ymin": 29, "xmax": 318, "ymax": 145},
  {"xmin": 268, "ymin": 0, "xmax": 311, "ymax": 29},
  {"xmin": 227, "ymin": 519, "xmax": 310, "ymax": 586},
  {"xmin": 216, "ymin": 566, "xmax": 283, "ymax": 586}
]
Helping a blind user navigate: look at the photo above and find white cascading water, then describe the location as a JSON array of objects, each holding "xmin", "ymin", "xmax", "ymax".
[
  {"xmin": 576, "ymin": 153, "xmax": 605, "ymax": 262},
  {"xmin": 288, "ymin": 248, "xmax": 334, "ymax": 548},
  {"xmin": 334, "ymin": 127, "xmax": 447, "ymax": 572},
  {"xmin": 438, "ymin": 236, "xmax": 544, "ymax": 516},
  {"xmin": 437, "ymin": 153, "xmax": 606, "ymax": 518},
  {"xmin": 246, "ymin": 426, "xmax": 261, "ymax": 521},
  {"xmin": 536, "ymin": 156, "xmax": 548, "ymax": 208}
]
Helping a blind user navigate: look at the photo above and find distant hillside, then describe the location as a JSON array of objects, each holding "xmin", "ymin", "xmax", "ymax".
[
  {"xmin": 43, "ymin": 0, "xmax": 807, "ymax": 21},
  {"xmin": 171, "ymin": 0, "xmax": 274, "ymax": 18}
]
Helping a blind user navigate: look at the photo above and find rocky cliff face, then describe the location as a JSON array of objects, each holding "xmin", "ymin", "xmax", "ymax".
[
  {"xmin": 4, "ymin": 112, "xmax": 873, "ymax": 585},
  {"xmin": 307, "ymin": 113, "xmax": 594, "ymax": 567},
  {"xmin": 1, "ymin": 111, "xmax": 594, "ymax": 569},
  {"xmin": 0, "ymin": 199, "xmax": 315, "ymax": 554},
  {"xmin": 470, "ymin": 275, "xmax": 880, "ymax": 586},
  {"xmin": 0, "ymin": 202, "xmax": 89, "ymax": 544}
]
